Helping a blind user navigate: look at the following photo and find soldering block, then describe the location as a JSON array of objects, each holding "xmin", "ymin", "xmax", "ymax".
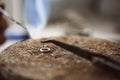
[{"xmin": 0, "ymin": 35, "xmax": 120, "ymax": 80}]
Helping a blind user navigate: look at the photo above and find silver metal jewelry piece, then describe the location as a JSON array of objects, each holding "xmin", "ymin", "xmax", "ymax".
[
  {"xmin": 40, "ymin": 44, "xmax": 51, "ymax": 53},
  {"xmin": 40, "ymin": 47, "xmax": 51, "ymax": 53}
]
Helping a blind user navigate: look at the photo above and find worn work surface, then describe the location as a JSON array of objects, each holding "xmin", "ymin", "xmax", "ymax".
[{"xmin": 0, "ymin": 35, "xmax": 120, "ymax": 80}]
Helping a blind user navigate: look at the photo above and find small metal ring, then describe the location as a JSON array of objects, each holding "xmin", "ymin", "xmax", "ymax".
[{"xmin": 40, "ymin": 47, "xmax": 51, "ymax": 53}]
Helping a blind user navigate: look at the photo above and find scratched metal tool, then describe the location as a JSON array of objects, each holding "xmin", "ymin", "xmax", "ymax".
[
  {"xmin": 0, "ymin": 7, "xmax": 30, "ymax": 37},
  {"xmin": 41, "ymin": 40, "xmax": 120, "ymax": 74}
]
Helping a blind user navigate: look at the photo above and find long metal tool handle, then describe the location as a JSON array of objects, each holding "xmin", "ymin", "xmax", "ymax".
[
  {"xmin": 0, "ymin": 7, "xmax": 30, "ymax": 37},
  {"xmin": 0, "ymin": 8, "xmax": 25, "ymax": 29}
]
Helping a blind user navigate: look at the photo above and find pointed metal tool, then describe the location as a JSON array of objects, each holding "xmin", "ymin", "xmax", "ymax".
[
  {"xmin": 0, "ymin": 7, "xmax": 30, "ymax": 38},
  {"xmin": 41, "ymin": 40, "xmax": 120, "ymax": 74}
]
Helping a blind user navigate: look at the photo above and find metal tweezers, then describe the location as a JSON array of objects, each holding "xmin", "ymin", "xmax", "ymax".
[{"xmin": 41, "ymin": 40, "xmax": 120, "ymax": 74}]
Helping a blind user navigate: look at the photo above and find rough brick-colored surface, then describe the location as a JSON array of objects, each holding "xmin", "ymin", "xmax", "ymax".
[{"xmin": 0, "ymin": 35, "xmax": 120, "ymax": 80}]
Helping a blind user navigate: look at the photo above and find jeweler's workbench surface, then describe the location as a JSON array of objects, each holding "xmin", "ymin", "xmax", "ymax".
[{"xmin": 0, "ymin": 35, "xmax": 120, "ymax": 80}]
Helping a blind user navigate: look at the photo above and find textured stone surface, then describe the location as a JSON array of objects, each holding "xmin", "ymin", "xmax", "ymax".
[{"xmin": 0, "ymin": 35, "xmax": 120, "ymax": 80}]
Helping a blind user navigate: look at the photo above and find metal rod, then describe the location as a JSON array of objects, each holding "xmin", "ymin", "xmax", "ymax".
[{"xmin": 0, "ymin": 7, "xmax": 30, "ymax": 38}]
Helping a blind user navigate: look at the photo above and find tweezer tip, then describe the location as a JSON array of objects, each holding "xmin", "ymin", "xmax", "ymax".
[{"xmin": 41, "ymin": 40, "xmax": 54, "ymax": 43}]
